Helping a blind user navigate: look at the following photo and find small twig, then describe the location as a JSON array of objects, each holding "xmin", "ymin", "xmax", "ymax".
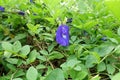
[
  {"xmin": 33, "ymin": 36, "xmax": 54, "ymax": 69},
  {"xmin": 35, "ymin": 41, "xmax": 42, "ymax": 50},
  {"xmin": 99, "ymin": 49, "xmax": 115, "ymax": 64},
  {"xmin": 61, "ymin": 50, "xmax": 68, "ymax": 58},
  {"xmin": 44, "ymin": 55, "xmax": 54, "ymax": 70},
  {"xmin": 33, "ymin": 36, "xmax": 43, "ymax": 50},
  {"xmin": 99, "ymin": 54, "xmax": 109, "ymax": 64},
  {"xmin": 47, "ymin": 59, "xmax": 54, "ymax": 70},
  {"xmin": 112, "ymin": 63, "xmax": 120, "ymax": 70},
  {"xmin": 10, "ymin": 70, "xmax": 17, "ymax": 80}
]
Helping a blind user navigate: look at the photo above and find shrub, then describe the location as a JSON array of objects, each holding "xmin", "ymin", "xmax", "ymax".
[{"xmin": 0, "ymin": 0, "xmax": 120, "ymax": 80}]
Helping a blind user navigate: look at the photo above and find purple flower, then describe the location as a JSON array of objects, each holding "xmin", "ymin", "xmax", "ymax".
[
  {"xmin": 30, "ymin": 0, "xmax": 35, "ymax": 3},
  {"xmin": 0, "ymin": 6, "xmax": 5, "ymax": 12},
  {"xmin": 30, "ymin": 0, "xmax": 33, "ymax": 2},
  {"xmin": 56, "ymin": 25, "xmax": 69, "ymax": 46},
  {"xmin": 30, "ymin": 0, "xmax": 34, "ymax": 3},
  {"xmin": 66, "ymin": 18, "xmax": 72, "ymax": 23},
  {"xmin": 101, "ymin": 36, "xmax": 107, "ymax": 41},
  {"xmin": 18, "ymin": 11, "xmax": 25, "ymax": 16}
]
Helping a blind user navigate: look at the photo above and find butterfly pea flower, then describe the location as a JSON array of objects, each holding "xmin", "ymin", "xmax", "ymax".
[
  {"xmin": 66, "ymin": 18, "xmax": 72, "ymax": 23},
  {"xmin": 18, "ymin": 11, "xmax": 25, "ymax": 16},
  {"xmin": 83, "ymin": 30, "xmax": 88, "ymax": 36},
  {"xmin": 0, "ymin": 6, "xmax": 5, "ymax": 12},
  {"xmin": 30, "ymin": 0, "xmax": 35, "ymax": 3},
  {"xmin": 56, "ymin": 25, "xmax": 69, "ymax": 46},
  {"xmin": 30, "ymin": 0, "xmax": 33, "ymax": 2},
  {"xmin": 101, "ymin": 36, "xmax": 107, "ymax": 41}
]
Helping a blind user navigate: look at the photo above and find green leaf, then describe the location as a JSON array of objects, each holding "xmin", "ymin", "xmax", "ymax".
[
  {"xmin": 6, "ymin": 58, "xmax": 18, "ymax": 64},
  {"xmin": 43, "ymin": 0, "xmax": 63, "ymax": 19},
  {"xmin": 10, "ymin": 33, "xmax": 27, "ymax": 42},
  {"xmin": 2, "ymin": 42, "xmax": 13, "ymax": 52},
  {"xmin": 94, "ymin": 44, "xmax": 114, "ymax": 57},
  {"xmin": 109, "ymin": 38, "xmax": 118, "ymax": 44},
  {"xmin": 107, "ymin": 64, "xmax": 115, "ymax": 74},
  {"xmin": 48, "ymin": 44, "xmax": 55, "ymax": 52},
  {"xmin": 27, "ymin": 23, "xmax": 39, "ymax": 33},
  {"xmin": 71, "ymin": 36, "xmax": 77, "ymax": 42},
  {"xmin": 112, "ymin": 72, "xmax": 120, "ymax": 80},
  {"xmin": 7, "ymin": 63, "xmax": 16, "ymax": 71},
  {"xmin": 13, "ymin": 41, "xmax": 22, "ymax": 53},
  {"xmin": 40, "ymin": 49, "xmax": 48, "ymax": 55},
  {"xmin": 67, "ymin": 59, "xmax": 81, "ymax": 68},
  {"xmin": 3, "ymin": 51, "xmax": 12, "ymax": 58},
  {"xmin": 73, "ymin": 65, "xmax": 81, "ymax": 71},
  {"xmin": 26, "ymin": 66, "xmax": 38, "ymax": 80},
  {"xmin": 61, "ymin": 58, "xmax": 81, "ymax": 70},
  {"xmin": 48, "ymin": 51, "xmax": 64, "ymax": 60},
  {"xmin": 44, "ymin": 68, "xmax": 65, "ymax": 80},
  {"xmin": 91, "ymin": 52, "xmax": 101, "ymax": 63},
  {"xmin": 36, "ymin": 64, "xmax": 46, "ymax": 69},
  {"xmin": 114, "ymin": 45, "xmax": 120, "ymax": 55},
  {"xmin": 19, "ymin": 45, "xmax": 30, "ymax": 58},
  {"xmin": 69, "ymin": 69, "xmax": 78, "ymax": 79},
  {"xmin": 105, "ymin": 0, "xmax": 120, "ymax": 21},
  {"xmin": 13, "ymin": 78, "xmax": 23, "ymax": 80},
  {"xmin": 84, "ymin": 20, "xmax": 98, "ymax": 29},
  {"xmin": 97, "ymin": 62, "xmax": 106, "ymax": 72},
  {"xmin": 27, "ymin": 50, "xmax": 38, "ymax": 63},
  {"xmin": 117, "ymin": 27, "xmax": 120, "ymax": 36},
  {"xmin": 85, "ymin": 55, "xmax": 98, "ymax": 68},
  {"xmin": 75, "ymin": 71, "xmax": 88, "ymax": 80},
  {"xmin": 14, "ymin": 69, "xmax": 25, "ymax": 78},
  {"xmin": 75, "ymin": 45, "xmax": 83, "ymax": 58},
  {"xmin": 102, "ymin": 30, "xmax": 114, "ymax": 37},
  {"xmin": 42, "ymin": 33, "xmax": 54, "ymax": 41},
  {"xmin": 37, "ymin": 55, "xmax": 46, "ymax": 61}
]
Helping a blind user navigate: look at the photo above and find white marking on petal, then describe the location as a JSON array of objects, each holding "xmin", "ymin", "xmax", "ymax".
[{"xmin": 62, "ymin": 34, "xmax": 67, "ymax": 39}]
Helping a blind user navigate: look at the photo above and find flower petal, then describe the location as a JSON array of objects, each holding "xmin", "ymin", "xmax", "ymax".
[
  {"xmin": 0, "ymin": 6, "xmax": 5, "ymax": 12},
  {"xmin": 56, "ymin": 25, "xmax": 69, "ymax": 46},
  {"xmin": 18, "ymin": 11, "xmax": 25, "ymax": 16}
]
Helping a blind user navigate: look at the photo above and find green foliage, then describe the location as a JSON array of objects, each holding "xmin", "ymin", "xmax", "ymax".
[
  {"xmin": 26, "ymin": 66, "xmax": 38, "ymax": 80},
  {"xmin": 97, "ymin": 62, "xmax": 106, "ymax": 72},
  {"xmin": 44, "ymin": 68, "xmax": 65, "ymax": 80},
  {"xmin": 112, "ymin": 72, "xmax": 120, "ymax": 80},
  {"xmin": 0, "ymin": 0, "xmax": 120, "ymax": 80},
  {"xmin": 105, "ymin": 0, "xmax": 120, "ymax": 21}
]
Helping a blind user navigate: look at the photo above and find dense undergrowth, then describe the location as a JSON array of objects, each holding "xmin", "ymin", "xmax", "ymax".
[{"xmin": 0, "ymin": 0, "xmax": 120, "ymax": 80}]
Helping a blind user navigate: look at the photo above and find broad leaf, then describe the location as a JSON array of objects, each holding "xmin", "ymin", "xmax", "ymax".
[
  {"xmin": 94, "ymin": 44, "xmax": 114, "ymax": 57},
  {"xmin": 48, "ymin": 51, "xmax": 64, "ymax": 60},
  {"xmin": 44, "ymin": 68, "xmax": 65, "ymax": 80},
  {"xmin": 107, "ymin": 64, "xmax": 115, "ymax": 74},
  {"xmin": 13, "ymin": 78, "xmax": 23, "ymax": 80},
  {"xmin": 97, "ymin": 62, "xmax": 106, "ymax": 72},
  {"xmin": 19, "ymin": 45, "xmax": 30, "ymax": 58},
  {"xmin": 105, "ymin": 0, "xmax": 120, "ymax": 21},
  {"xmin": 112, "ymin": 72, "xmax": 120, "ymax": 80},
  {"xmin": 27, "ymin": 50, "xmax": 38, "ymax": 63},
  {"xmin": 13, "ymin": 41, "xmax": 22, "ymax": 53},
  {"xmin": 2, "ymin": 42, "xmax": 13, "ymax": 52},
  {"xmin": 26, "ymin": 66, "xmax": 38, "ymax": 80}
]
